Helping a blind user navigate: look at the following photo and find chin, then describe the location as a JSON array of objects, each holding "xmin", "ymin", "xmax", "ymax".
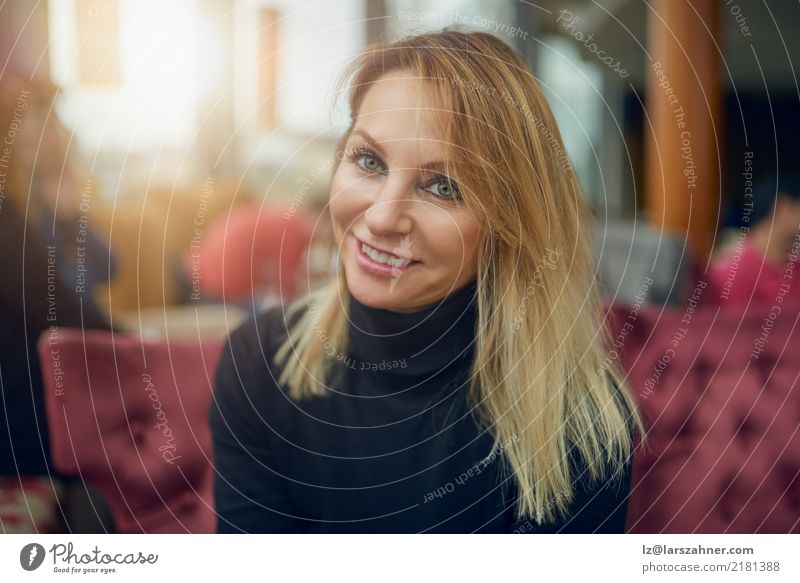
[{"xmin": 345, "ymin": 269, "xmax": 416, "ymax": 311}]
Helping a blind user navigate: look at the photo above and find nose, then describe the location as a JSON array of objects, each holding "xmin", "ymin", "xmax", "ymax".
[{"xmin": 363, "ymin": 176, "xmax": 413, "ymax": 236}]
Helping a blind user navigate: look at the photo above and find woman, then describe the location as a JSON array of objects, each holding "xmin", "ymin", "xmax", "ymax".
[
  {"xmin": 210, "ymin": 29, "xmax": 646, "ymax": 533},
  {"xmin": 0, "ymin": 73, "xmax": 116, "ymax": 296},
  {"xmin": 0, "ymin": 73, "xmax": 115, "ymax": 532}
]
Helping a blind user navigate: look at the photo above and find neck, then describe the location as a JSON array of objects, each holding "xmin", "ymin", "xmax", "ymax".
[
  {"xmin": 346, "ymin": 278, "xmax": 478, "ymax": 377},
  {"xmin": 382, "ymin": 281, "xmax": 477, "ymax": 314}
]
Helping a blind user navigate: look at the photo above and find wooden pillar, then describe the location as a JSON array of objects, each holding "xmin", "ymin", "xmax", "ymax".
[
  {"xmin": 194, "ymin": 0, "xmax": 237, "ymax": 176},
  {"xmin": 645, "ymin": 0, "xmax": 721, "ymax": 262}
]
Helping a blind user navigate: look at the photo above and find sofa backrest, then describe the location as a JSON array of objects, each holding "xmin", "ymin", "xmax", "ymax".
[
  {"xmin": 605, "ymin": 297, "xmax": 800, "ymax": 533},
  {"xmin": 39, "ymin": 328, "xmax": 223, "ymax": 533}
]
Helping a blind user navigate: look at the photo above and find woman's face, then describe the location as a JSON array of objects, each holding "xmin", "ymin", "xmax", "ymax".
[{"xmin": 329, "ymin": 70, "xmax": 483, "ymax": 313}]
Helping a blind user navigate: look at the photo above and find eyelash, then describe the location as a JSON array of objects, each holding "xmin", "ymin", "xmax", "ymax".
[{"xmin": 347, "ymin": 145, "xmax": 462, "ymax": 202}]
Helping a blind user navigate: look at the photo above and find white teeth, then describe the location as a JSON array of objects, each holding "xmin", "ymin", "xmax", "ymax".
[{"xmin": 361, "ymin": 243, "xmax": 412, "ymax": 268}]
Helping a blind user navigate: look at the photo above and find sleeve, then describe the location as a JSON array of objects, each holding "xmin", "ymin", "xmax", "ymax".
[{"xmin": 208, "ymin": 317, "xmax": 303, "ymax": 533}]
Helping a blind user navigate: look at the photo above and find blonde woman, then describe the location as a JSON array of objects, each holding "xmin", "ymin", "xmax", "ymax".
[{"xmin": 210, "ymin": 29, "xmax": 646, "ymax": 533}]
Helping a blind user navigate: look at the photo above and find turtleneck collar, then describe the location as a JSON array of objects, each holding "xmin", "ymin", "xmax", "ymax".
[{"xmin": 346, "ymin": 278, "xmax": 478, "ymax": 377}]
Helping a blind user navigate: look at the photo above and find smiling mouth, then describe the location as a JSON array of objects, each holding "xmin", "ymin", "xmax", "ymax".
[
  {"xmin": 354, "ymin": 237, "xmax": 421, "ymax": 274},
  {"xmin": 359, "ymin": 241, "xmax": 415, "ymax": 267}
]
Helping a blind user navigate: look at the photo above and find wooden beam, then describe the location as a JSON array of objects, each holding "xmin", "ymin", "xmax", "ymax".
[{"xmin": 645, "ymin": 0, "xmax": 721, "ymax": 261}]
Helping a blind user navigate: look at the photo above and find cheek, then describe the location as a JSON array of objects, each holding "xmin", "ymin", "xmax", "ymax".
[
  {"xmin": 450, "ymin": 213, "xmax": 483, "ymax": 269},
  {"xmin": 460, "ymin": 220, "xmax": 483, "ymax": 268},
  {"xmin": 413, "ymin": 211, "xmax": 482, "ymax": 266},
  {"xmin": 328, "ymin": 168, "xmax": 363, "ymax": 239}
]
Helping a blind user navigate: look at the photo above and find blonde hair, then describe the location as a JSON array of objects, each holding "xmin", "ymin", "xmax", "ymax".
[{"xmin": 275, "ymin": 29, "xmax": 648, "ymax": 526}]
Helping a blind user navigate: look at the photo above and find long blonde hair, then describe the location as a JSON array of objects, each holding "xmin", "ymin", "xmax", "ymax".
[{"xmin": 275, "ymin": 29, "xmax": 647, "ymax": 525}]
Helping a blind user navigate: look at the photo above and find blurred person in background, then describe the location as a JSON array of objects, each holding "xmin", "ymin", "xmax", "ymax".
[
  {"xmin": 0, "ymin": 73, "xmax": 116, "ymax": 293},
  {"xmin": 709, "ymin": 174, "xmax": 800, "ymax": 307},
  {"xmin": 0, "ymin": 73, "xmax": 114, "ymax": 533},
  {"xmin": 179, "ymin": 201, "xmax": 315, "ymax": 312}
]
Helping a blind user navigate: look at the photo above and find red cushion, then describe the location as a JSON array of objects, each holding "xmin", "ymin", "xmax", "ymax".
[
  {"xmin": 185, "ymin": 203, "xmax": 313, "ymax": 302},
  {"xmin": 38, "ymin": 329, "xmax": 222, "ymax": 533},
  {"xmin": 604, "ymin": 297, "xmax": 800, "ymax": 533}
]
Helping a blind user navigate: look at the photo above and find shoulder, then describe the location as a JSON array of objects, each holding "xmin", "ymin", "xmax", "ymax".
[
  {"xmin": 215, "ymin": 299, "xmax": 313, "ymax": 395},
  {"xmin": 224, "ymin": 299, "xmax": 310, "ymax": 362}
]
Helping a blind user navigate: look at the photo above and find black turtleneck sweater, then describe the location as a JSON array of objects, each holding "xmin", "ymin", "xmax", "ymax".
[{"xmin": 209, "ymin": 279, "xmax": 633, "ymax": 533}]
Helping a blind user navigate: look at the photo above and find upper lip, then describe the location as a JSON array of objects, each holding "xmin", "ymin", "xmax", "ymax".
[{"xmin": 356, "ymin": 237, "xmax": 416, "ymax": 261}]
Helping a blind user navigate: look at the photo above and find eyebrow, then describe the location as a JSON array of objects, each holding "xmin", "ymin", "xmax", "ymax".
[{"xmin": 350, "ymin": 127, "xmax": 448, "ymax": 174}]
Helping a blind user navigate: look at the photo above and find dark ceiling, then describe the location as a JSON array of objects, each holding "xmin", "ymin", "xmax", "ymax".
[{"xmin": 533, "ymin": 0, "xmax": 800, "ymax": 92}]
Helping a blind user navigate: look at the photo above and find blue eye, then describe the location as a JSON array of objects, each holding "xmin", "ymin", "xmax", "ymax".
[
  {"xmin": 354, "ymin": 148, "xmax": 386, "ymax": 173},
  {"xmin": 424, "ymin": 177, "xmax": 461, "ymax": 201},
  {"xmin": 348, "ymin": 145, "xmax": 461, "ymax": 202}
]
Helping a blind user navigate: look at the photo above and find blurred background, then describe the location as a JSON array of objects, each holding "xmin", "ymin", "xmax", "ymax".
[
  {"xmin": 2, "ymin": 0, "xmax": 799, "ymax": 318},
  {"xmin": 1, "ymin": 0, "xmax": 799, "ymax": 534}
]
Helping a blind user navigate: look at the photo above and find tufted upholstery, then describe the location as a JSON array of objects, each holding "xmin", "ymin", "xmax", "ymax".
[
  {"xmin": 36, "ymin": 298, "xmax": 800, "ymax": 534},
  {"xmin": 38, "ymin": 329, "xmax": 222, "ymax": 533},
  {"xmin": 605, "ymin": 297, "xmax": 800, "ymax": 533}
]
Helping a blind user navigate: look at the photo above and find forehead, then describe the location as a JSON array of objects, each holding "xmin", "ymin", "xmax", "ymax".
[{"xmin": 352, "ymin": 71, "xmax": 448, "ymax": 154}]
